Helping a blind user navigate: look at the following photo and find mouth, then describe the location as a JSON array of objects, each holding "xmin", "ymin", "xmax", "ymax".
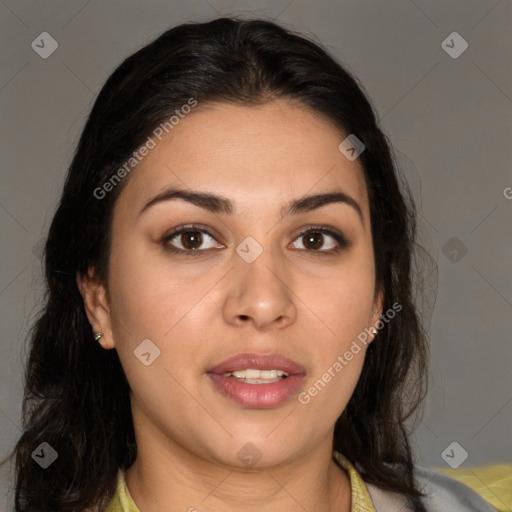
[
  {"xmin": 207, "ymin": 353, "xmax": 306, "ymax": 409},
  {"xmin": 222, "ymin": 368, "xmax": 290, "ymax": 384}
]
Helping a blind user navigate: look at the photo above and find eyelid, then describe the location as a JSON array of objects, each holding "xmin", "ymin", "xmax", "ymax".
[
  {"xmin": 162, "ymin": 223, "xmax": 222, "ymax": 242},
  {"xmin": 161, "ymin": 223, "xmax": 349, "ymax": 255}
]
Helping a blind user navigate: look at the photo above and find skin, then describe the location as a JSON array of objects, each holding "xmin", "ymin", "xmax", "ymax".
[{"xmin": 78, "ymin": 98, "xmax": 383, "ymax": 512}]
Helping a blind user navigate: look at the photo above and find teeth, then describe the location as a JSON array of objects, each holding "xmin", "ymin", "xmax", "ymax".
[{"xmin": 223, "ymin": 369, "xmax": 289, "ymax": 380}]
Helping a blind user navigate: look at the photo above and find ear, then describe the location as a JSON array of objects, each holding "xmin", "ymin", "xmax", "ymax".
[
  {"xmin": 76, "ymin": 268, "xmax": 115, "ymax": 349},
  {"xmin": 369, "ymin": 287, "xmax": 384, "ymax": 343}
]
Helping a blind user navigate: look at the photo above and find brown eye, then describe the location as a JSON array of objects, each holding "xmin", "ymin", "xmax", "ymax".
[
  {"xmin": 290, "ymin": 228, "xmax": 348, "ymax": 253},
  {"xmin": 162, "ymin": 225, "xmax": 221, "ymax": 255},
  {"xmin": 302, "ymin": 231, "xmax": 324, "ymax": 250},
  {"xmin": 162, "ymin": 224, "xmax": 348, "ymax": 256},
  {"xmin": 179, "ymin": 230, "xmax": 203, "ymax": 250}
]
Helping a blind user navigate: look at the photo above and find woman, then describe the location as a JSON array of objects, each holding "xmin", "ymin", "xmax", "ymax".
[{"xmin": 1, "ymin": 17, "xmax": 499, "ymax": 512}]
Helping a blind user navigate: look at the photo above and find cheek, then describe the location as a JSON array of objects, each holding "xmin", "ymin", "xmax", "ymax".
[
  {"xmin": 297, "ymin": 294, "xmax": 368, "ymax": 430},
  {"xmin": 318, "ymin": 255, "xmax": 376, "ymax": 346},
  {"xmin": 300, "ymin": 246, "xmax": 375, "ymax": 412},
  {"xmin": 107, "ymin": 235, "xmax": 216, "ymax": 378},
  {"xmin": 108, "ymin": 233, "xmax": 193, "ymax": 335}
]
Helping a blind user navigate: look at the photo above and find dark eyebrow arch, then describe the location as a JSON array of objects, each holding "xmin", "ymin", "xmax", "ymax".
[{"xmin": 138, "ymin": 187, "xmax": 364, "ymax": 224}]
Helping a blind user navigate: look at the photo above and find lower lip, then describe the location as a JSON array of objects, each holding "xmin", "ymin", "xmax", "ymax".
[{"xmin": 208, "ymin": 373, "xmax": 304, "ymax": 409}]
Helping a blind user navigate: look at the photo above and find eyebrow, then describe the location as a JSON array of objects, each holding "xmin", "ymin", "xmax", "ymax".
[{"xmin": 138, "ymin": 187, "xmax": 364, "ymax": 224}]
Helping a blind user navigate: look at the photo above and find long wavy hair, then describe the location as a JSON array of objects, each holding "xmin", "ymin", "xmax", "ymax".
[{"xmin": 1, "ymin": 17, "xmax": 431, "ymax": 511}]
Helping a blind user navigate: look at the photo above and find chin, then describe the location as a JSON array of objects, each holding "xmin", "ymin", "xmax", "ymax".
[{"xmin": 205, "ymin": 434, "xmax": 301, "ymax": 470}]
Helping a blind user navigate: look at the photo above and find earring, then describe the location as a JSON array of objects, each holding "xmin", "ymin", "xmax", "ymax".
[
  {"xmin": 370, "ymin": 328, "xmax": 378, "ymax": 335},
  {"xmin": 94, "ymin": 332, "xmax": 104, "ymax": 343}
]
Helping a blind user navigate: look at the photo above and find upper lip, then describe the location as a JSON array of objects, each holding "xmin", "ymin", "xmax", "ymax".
[{"xmin": 208, "ymin": 352, "xmax": 306, "ymax": 375}]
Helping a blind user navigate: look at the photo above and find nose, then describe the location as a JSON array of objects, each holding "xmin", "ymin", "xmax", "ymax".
[{"xmin": 222, "ymin": 244, "xmax": 297, "ymax": 331}]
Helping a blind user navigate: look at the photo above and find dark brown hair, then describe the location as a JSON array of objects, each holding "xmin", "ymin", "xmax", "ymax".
[{"xmin": 1, "ymin": 17, "xmax": 430, "ymax": 511}]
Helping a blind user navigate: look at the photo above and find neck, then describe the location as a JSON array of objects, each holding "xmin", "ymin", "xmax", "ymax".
[{"xmin": 124, "ymin": 429, "xmax": 351, "ymax": 512}]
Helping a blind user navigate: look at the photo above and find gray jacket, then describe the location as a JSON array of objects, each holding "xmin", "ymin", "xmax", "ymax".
[{"xmin": 366, "ymin": 465, "xmax": 497, "ymax": 511}]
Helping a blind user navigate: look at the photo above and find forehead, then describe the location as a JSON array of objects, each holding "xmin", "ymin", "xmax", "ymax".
[{"xmin": 115, "ymin": 99, "xmax": 369, "ymax": 219}]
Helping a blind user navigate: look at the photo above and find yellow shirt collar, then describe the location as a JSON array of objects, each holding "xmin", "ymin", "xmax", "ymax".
[
  {"xmin": 333, "ymin": 451, "xmax": 377, "ymax": 511},
  {"xmin": 105, "ymin": 452, "xmax": 376, "ymax": 512}
]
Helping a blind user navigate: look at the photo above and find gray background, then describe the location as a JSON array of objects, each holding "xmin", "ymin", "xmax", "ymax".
[{"xmin": 1, "ymin": 0, "xmax": 511, "ymax": 509}]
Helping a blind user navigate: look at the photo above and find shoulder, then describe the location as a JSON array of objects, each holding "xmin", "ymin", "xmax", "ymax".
[
  {"xmin": 436, "ymin": 463, "xmax": 512, "ymax": 512},
  {"xmin": 365, "ymin": 464, "xmax": 499, "ymax": 512}
]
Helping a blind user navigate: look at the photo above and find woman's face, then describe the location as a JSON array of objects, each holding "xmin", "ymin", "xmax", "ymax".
[{"xmin": 91, "ymin": 99, "xmax": 382, "ymax": 468}]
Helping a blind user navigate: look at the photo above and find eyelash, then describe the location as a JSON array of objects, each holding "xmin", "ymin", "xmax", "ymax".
[{"xmin": 160, "ymin": 224, "xmax": 349, "ymax": 257}]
